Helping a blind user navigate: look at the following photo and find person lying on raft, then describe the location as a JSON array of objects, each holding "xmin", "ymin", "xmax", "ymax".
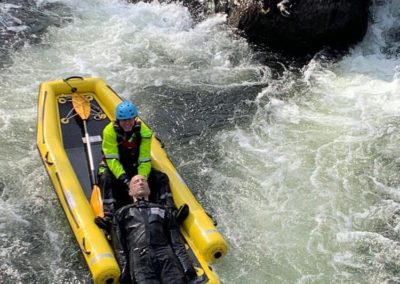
[{"xmin": 111, "ymin": 175, "xmax": 197, "ymax": 284}]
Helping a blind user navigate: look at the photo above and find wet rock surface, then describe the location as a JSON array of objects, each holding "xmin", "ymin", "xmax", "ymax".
[
  {"xmin": 0, "ymin": 0, "xmax": 72, "ymax": 67},
  {"xmin": 217, "ymin": 0, "xmax": 371, "ymax": 55}
]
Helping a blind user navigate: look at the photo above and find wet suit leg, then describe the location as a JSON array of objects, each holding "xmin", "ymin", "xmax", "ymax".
[
  {"xmin": 98, "ymin": 167, "xmax": 116, "ymax": 221},
  {"xmin": 148, "ymin": 169, "xmax": 189, "ymax": 224},
  {"xmin": 148, "ymin": 169, "xmax": 174, "ymax": 208},
  {"xmin": 153, "ymin": 246, "xmax": 187, "ymax": 284},
  {"xmin": 130, "ymin": 246, "xmax": 187, "ymax": 284},
  {"xmin": 130, "ymin": 248, "xmax": 160, "ymax": 284},
  {"xmin": 98, "ymin": 168, "xmax": 131, "ymax": 219}
]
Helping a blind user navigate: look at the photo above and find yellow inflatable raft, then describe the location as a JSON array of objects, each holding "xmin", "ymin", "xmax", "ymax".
[{"xmin": 36, "ymin": 76, "xmax": 228, "ymax": 284}]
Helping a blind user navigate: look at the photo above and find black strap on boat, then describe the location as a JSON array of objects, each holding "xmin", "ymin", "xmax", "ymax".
[
  {"xmin": 65, "ymin": 76, "xmax": 84, "ymax": 81},
  {"xmin": 63, "ymin": 76, "xmax": 84, "ymax": 92}
]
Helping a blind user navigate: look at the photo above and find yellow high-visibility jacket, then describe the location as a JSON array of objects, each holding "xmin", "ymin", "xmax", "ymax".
[{"xmin": 102, "ymin": 121, "xmax": 152, "ymax": 179}]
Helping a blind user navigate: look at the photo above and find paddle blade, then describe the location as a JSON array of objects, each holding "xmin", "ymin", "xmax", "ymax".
[
  {"xmin": 90, "ymin": 185, "xmax": 104, "ymax": 218},
  {"xmin": 72, "ymin": 93, "xmax": 91, "ymax": 120}
]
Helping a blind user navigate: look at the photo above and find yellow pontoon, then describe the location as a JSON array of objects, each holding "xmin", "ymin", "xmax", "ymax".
[{"xmin": 36, "ymin": 76, "xmax": 228, "ymax": 284}]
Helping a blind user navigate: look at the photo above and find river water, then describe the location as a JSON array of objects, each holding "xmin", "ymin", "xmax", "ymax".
[{"xmin": 1, "ymin": 0, "xmax": 400, "ymax": 283}]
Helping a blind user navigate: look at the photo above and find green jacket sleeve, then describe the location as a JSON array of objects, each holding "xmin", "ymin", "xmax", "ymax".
[
  {"xmin": 137, "ymin": 124, "xmax": 152, "ymax": 178},
  {"xmin": 102, "ymin": 122, "xmax": 126, "ymax": 179}
]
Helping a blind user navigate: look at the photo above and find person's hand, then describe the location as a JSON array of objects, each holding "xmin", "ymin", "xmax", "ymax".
[
  {"xmin": 175, "ymin": 203, "xmax": 189, "ymax": 224},
  {"xmin": 118, "ymin": 174, "xmax": 130, "ymax": 192},
  {"xmin": 184, "ymin": 266, "xmax": 197, "ymax": 280}
]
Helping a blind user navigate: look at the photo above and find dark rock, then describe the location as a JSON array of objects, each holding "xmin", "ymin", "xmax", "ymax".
[{"xmin": 211, "ymin": 0, "xmax": 370, "ymax": 55}]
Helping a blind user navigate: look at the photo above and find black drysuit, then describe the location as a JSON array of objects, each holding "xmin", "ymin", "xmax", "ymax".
[{"xmin": 112, "ymin": 200, "xmax": 194, "ymax": 284}]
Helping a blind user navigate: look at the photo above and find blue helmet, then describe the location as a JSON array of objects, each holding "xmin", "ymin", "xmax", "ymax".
[{"xmin": 116, "ymin": 101, "xmax": 138, "ymax": 120}]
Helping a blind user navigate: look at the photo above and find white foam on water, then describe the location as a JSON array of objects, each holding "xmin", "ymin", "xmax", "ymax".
[{"xmin": 212, "ymin": 0, "xmax": 400, "ymax": 283}]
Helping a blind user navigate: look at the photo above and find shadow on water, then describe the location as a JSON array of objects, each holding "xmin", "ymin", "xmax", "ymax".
[
  {"xmin": 133, "ymin": 83, "xmax": 267, "ymax": 214},
  {"xmin": 0, "ymin": 0, "xmax": 73, "ymax": 67},
  {"xmin": 143, "ymin": 84, "xmax": 265, "ymax": 142}
]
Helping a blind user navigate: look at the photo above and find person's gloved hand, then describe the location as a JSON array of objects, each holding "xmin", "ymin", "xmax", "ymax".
[
  {"xmin": 175, "ymin": 203, "xmax": 189, "ymax": 225},
  {"xmin": 184, "ymin": 266, "xmax": 197, "ymax": 280},
  {"xmin": 118, "ymin": 174, "xmax": 130, "ymax": 192}
]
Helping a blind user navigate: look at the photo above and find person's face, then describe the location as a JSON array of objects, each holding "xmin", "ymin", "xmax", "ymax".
[
  {"xmin": 119, "ymin": 117, "xmax": 136, "ymax": 132},
  {"xmin": 129, "ymin": 175, "xmax": 150, "ymax": 200}
]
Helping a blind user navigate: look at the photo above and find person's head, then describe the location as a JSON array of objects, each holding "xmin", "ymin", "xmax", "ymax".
[
  {"xmin": 115, "ymin": 101, "xmax": 138, "ymax": 132},
  {"xmin": 129, "ymin": 175, "xmax": 150, "ymax": 201}
]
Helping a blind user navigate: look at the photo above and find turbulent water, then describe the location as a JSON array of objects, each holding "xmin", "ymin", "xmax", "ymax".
[{"xmin": 1, "ymin": 0, "xmax": 400, "ymax": 283}]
